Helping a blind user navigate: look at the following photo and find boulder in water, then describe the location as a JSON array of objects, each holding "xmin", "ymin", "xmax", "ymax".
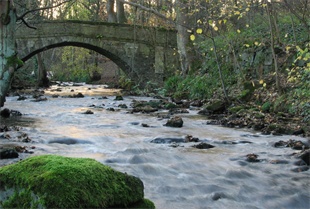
[{"xmin": 0, "ymin": 155, "xmax": 155, "ymax": 208}]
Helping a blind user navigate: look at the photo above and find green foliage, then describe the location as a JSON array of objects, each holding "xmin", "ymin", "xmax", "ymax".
[
  {"xmin": 285, "ymin": 44, "xmax": 310, "ymax": 122},
  {"xmin": 5, "ymin": 55, "xmax": 23, "ymax": 67},
  {"xmin": 163, "ymin": 72, "xmax": 232, "ymax": 100},
  {"xmin": 261, "ymin": 101, "xmax": 272, "ymax": 113},
  {"xmin": 0, "ymin": 155, "xmax": 153, "ymax": 209},
  {"xmin": 118, "ymin": 75, "xmax": 134, "ymax": 91},
  {"xmin": 51, "ymin": 47, "xmax": 101, "ymax": 83}
]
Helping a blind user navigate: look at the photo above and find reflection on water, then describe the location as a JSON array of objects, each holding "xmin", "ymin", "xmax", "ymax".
[{"xmin": 1, "ymin": 84, "xmax": 309, "ymax": 209}]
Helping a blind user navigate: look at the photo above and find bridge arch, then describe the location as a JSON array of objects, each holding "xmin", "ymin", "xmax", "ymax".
[
  {"xmin": 16, "ymin": 21, "xmax": 179, "ymax": 86},
  {"xmin": 21, "ymin": 41, "xmax": 134, "ymax": 80}
]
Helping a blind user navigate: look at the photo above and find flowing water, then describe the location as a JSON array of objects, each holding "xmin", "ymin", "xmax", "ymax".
[{"xmin": 1, "ymin": 83, "xmax": 309, "ymax": 209}]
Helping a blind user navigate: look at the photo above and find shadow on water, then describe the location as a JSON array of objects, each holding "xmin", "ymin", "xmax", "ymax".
[{"xmin": 0, "ymin": 116, "xmax": 39, "ymax": 128}]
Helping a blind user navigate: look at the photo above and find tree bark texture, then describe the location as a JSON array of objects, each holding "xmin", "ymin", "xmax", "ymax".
[
  {"xmin": 36, "ymin": 53, "xmax": 49, "ymax": 87},
  {"xmin": 107, "ymin": 0, "xmax": 117, "ymax": 22},
  {"xmin": 175, "ymin": 0, "xmax": 190, "ymax": 76},
  {"xmin": 116, "ymin": 0, "xmax": 127, "ymax": 23},
  {"xmin": 0, "ymin": 0, "xmax": 17, "ymax": 107}
]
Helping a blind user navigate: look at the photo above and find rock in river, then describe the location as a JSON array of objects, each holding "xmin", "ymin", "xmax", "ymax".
[
  {"xmin": 165, "ymin": 116, "xmax": 183, "ymax": 128},
  {"xmin": 0, "ymin": 155, "xmax": 155, "ymax": 209}
]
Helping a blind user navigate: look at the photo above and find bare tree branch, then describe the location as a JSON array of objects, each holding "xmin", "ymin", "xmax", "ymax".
[
  {"xmin": 20, "ymin": 17, "xmax": 37, "ymax": 29},
  {"xmin": 118, "ymin": 0, "xmax": 174, "ymax": 24},
  {"xmin": 16, "ymin": 0, "xmax": 74, "ymax": 21}
]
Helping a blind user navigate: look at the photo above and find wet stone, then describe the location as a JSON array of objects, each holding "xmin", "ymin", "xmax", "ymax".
[
  {"xmin": 274, "ymin": 139, "xmax": 309, "ymax": 150},
  {"xmin": 83, "ymin": 110, "xmax": 94, "ymax": 114},
  {"xmin": 297, "ymin": 149, "xmax": 310, "ymax": 165},
  {"xmin": 192, "ymin": 142, "xmax": 215, "ymax": 149},
  {"xmin": 0, "ymin": 108, "xmax": 10, "ymax": 118},
  {"xmin": 114, "ymin": 95, "xmax": 124, "ymax": 100},
  {"xmin": 291, "ymin": 166, "xmax": 309, "ymax": 173},
  {"xmin": 246, "ymin": 153, "xmax": 260, "ymax": 162},
  {"xmin": 118, "ymin": 104, "xmax": 128, "ymax": 108},
  {"xmin": 141, "ymin": 123, "xmax": 149, "ymax": 127},
  {"xmin": 150, "ymin": 137, "xmax": 185, "ymax": 144},
  {"xmin": 212, "ymin": 192, "xmax": 226, "ymax": 201},
  {"xmin": 165, "ymin": 116, "xmax": 183, "ymax": 128},
  {"xmin": 0, "ymin": 149, "xmax": 19, "ymax": 159}
]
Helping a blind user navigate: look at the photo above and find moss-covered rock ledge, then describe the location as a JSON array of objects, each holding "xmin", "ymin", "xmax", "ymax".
[{"xmin": 0, "ymin": 155, "xmax": 155, "ymax": 209}]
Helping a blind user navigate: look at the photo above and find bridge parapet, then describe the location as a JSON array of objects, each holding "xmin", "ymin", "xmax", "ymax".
[{"xmin": 16, "ymin": 20, "xmax": 177, "ymax": 47}]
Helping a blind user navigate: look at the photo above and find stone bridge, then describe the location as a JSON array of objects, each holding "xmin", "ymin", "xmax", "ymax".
[{"xmin": 16, "ymin": 20, "xmax": 179, "ymax": 86}]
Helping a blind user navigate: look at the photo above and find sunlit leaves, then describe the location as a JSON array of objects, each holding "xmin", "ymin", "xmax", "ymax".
[
  {"xmin": 190, "ymin": 34, "xmax": 196, "ymax": 41},
  {"xmin": 196, "ymin": 28, "xmax": 203, "ymax": 34}
]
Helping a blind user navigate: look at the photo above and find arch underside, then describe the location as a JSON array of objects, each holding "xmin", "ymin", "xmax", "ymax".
[{"xmin": 21, "ymin": 41, "xmax": 133, "ymax": 79}]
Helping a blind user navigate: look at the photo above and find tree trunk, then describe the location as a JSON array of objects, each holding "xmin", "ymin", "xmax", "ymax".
[
  {"xmin": 36, "ymin": 53, "xmax": 49, "ymax": 87},
  {"xmin": 266, "ymin": 1, "xmax": 281, "ymax": 92},
  {"xmin": 175, "ymin": 0, "xmax": 190, "ymax": 76},
  {"xmin": 0, "ymin": 0, "xmax": 17, "ymax": 107},
  {"xmin": 116, "ymin": 0, "xmax": 127, "ymax": 23},
  {"xmin": 107, "ymin": 0, "xmax": 117, "ymax": 22}
]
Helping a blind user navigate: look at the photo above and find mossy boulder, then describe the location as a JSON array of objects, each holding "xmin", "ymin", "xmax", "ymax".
[
  {"xmin": 204, "ymin": 100, "xmax": 227, "ymax": 113},
  {"xmin": 0, "ymin": 155, "xmax": 155, "ymax": 209},
  {"xmin": 165, "ymin": 116, "xmax": 183, "ymax": 127}
]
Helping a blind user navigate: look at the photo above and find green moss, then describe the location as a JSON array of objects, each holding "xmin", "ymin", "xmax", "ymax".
[
  {"xmin": 130, "ymin": 198, "xmax": 155, "ymax": 209},
  {"xmin": 0, "ymin": 155, "xmax": 154, "ymax": 209},
  {"xmin": 5, "ymin": 55, "xmax": 24, "ymax": 67},
  {"xmin": 228, "ymin": 105, "xmax": 245, "ymax": 113},
  {"xmin": 164, "ymin": 102, "xmax": 177, "ymax": 109},
  {"xmin": 261, "ymin": 101, "xmax": 272, "ymax": 113},
  {"xmin": 238, "ymin": 89, "xmax": 253, "ymax": 101}
]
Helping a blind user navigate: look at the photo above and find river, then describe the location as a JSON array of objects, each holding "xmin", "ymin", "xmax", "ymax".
[{"xmin": 1, "ymin": 83, "xmax": 309, "ymax": 209}]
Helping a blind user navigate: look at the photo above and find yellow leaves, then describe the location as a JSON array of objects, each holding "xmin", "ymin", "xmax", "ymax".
[
  {"xmin": 197, "ymin": 19, "xmax": 202, "ymax": 24},
  {"xmin": 196, "ymin": 28, "xmax": 203, "ymax": 34},
  {"xmin": 190, "ymin": 28, "xmax": 203, "ymax": 42},
  {"xmin": 190, "ymin": 34, "xmax": 196, "ymax": 41},
  {"xmin": 263, "ymin": 83, "xmax": 267, "ymax": 88},
  {"xmin": 213, "ymin": 26, "xmax": 219, "ymax": 31},
  {"xmin": 237, "ymin": 29, "xmax": 241, "ymax": 33},
  {"xmin": 234, "ymin": 11, "xmax": 240, "ymax": 15},
  {"xmin": 244, "ymin": 44, "xmax": 250, "ymax": 48},
  {"xmin": 254, "ymin": 42, "xmax": 259, "ymax": 46},
  {"xmin": 259, "ymin": 80, "xmax": 264, "ymax": 84}
]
